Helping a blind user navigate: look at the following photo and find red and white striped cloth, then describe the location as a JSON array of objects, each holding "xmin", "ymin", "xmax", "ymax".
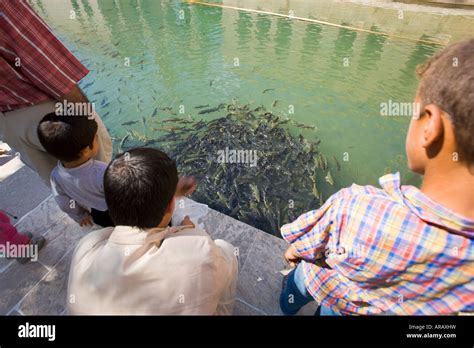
[{"xmin": 0, "ymin": 0, "xmax": 89, "ymax": 112}]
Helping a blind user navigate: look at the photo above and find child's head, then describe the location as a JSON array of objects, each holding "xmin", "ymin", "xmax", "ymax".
[
  {"xmin": 37, "ymin": 112, "xmax": 99, "ymax": 163},
  {"xmin": 104, "ymin": 147, "xmax": 178, "ymax": 228},
  {"xmin": 406, "ymin": 38, "xmax": 474, "ymax": 174}
]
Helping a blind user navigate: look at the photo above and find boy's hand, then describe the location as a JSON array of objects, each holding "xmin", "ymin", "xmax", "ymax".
[
  {"xmin": 284, "ymin": 244, "xmax": 302, "ymax": 267},
  {"xmin": 179, "ymin": 215, "xmax": 195, "ymax": 228},
  {"xmin": 79, "ymin": 215, "xmax": 93, "ymax": 227},
  {"xmin": 176, "ymin": 176, "xmax": 197, "ymax": 197}
]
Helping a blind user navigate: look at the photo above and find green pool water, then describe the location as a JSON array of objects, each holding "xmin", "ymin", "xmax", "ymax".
[{"xmin": 32, "ymin": 0, "xmax": 448, "ymax": 229}]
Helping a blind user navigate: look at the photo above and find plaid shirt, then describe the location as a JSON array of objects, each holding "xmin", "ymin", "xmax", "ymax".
[
  {"xmin": 0, "ymin": 0, "xmax": 88, "ymax": 112},
  {"xmin": 281, "ymin": 173, "xmax": 474, "ymax": 315}
]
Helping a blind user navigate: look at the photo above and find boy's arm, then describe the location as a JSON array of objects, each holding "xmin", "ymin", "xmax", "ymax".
[
  {"xmin": 51, "ymin": 178, "xmax": 91, "ymax": 225},
  {"xmin": 280, "ymin": 189, "xmax": 345, "ymax": 262}
]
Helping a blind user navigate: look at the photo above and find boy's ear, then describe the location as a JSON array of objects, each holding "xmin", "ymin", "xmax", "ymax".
[
  {"xmin": 422, "ymin": 104, "xmax": 444, "ymax": 158},
  {"xmin": 79, "ymin": 145, "xmax": 92, "ymax": 158}
]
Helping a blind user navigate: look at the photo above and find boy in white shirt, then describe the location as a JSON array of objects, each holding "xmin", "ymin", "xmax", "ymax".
[
  {"xmin": 37, "ymin": 112, "xmax": 112, "ymax": 227},
  {"xmin": 67, "ymin": 147, "xmax": 238, "ymax": 315}
]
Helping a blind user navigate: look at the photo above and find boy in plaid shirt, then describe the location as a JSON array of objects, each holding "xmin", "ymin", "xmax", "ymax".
[{"xmin": 280, "ymin": 38, "xmax": 474, "ymax": 315}]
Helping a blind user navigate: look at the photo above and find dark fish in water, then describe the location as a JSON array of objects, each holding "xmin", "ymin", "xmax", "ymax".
[
  {"xmin": 121, "ymin": 120, "xmax": 138, "ymax": 126},
  {"xmin": 119, "ymin": 134, "xmax": 130, "ymax": 152},
  {"xmin": 272, "ymin": 100, "xmax": 278, "ymax": 107},
  {"xmin": 198, "ymin": 103, "xmax": 225, "ymax": 115},
  {"xmin": 141, "ymin": 117, "xmax": 147, "ymax": 128},
  {"xmin": 82, "ymin": 82, "xmax": 94, "ymax": 89},
  {"xmin": 152, "ymin": 108, "xmax": 158, "ymax": 117},
  {"xmin": 161, "ymin": 107, "xmax": 173, "ymax": 111},
  {"xmin": 118, "ymin": 108, "xmax": 122, "ymax": 114},
  {"xmin": 194, "ymin": 120, "xmax": 206, "ymax": 129},
  {"xmin": 325, "ymin": 170, "xmax": 334, "ymax": 186},
  {"xmin": 145, "ymin": 139, "xmax": 159, "ymax": 146},
  {"xmin": 93, "ymin": 91, "xmax": 105, "ymax": 95},
  {"xmin": 162, "ymin": 117, "xmax": 183, "ymax": 123},
  {"xmin": 209, "ymin": 80, "xmax": 213, "ymax": 87},
  {"xmin": 295, "ymin": 122, "xmax": 316, "ymax": 130},
  {"xmin": 101, "ymin": 98, "xmax": 106, "ymax": 106},
  {"xmin": 153, "ymin": 101, "xmax": 335, "ymax": 236},
  {"xmin": 333, "ymin": 156, "xmax": 341, "ymax": 171},
  {"xmin": 194, "ymin": 104, "xmax": 210, "ymax": 109},
  {"xmin": 102, "ymin": 111, "xmax": 111, "ymax": 118},
  {"xmin": 103, "ymin": 102, "xmax": 110, "ymax": 108},
  {"xmin": 262, "ymin": 88, "xmax": 275, "ymax": 94},
  {"xmin": 110, "ymin": 52, "xmax": 120, "ymax": 58}
]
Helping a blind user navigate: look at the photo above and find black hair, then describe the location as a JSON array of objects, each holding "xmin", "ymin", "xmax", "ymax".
[
  {"xmin": 37, "ymin": 112, "xmax": 98, "ymax": 162},
  {"xmin": 104, "ymin": 147, "xmax": 178, "ymax": 228}
]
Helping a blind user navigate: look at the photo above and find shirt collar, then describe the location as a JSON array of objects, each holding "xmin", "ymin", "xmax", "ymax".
[
  {"xmin": 108, "ymin": 225, "xmax": 150, "ymax": 245},
  {"xmin": 58, "ymin": 158, "xmax": 93, "ymax": 172},
  {"xmin": 108, "ymin": 225, "xmax": 193, "ymax": 246},
  {"xmin": 379, "ymin": 172, "xmax": 474, "ymax": 238}
]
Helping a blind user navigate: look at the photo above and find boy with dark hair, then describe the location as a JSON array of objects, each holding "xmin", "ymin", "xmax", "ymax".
[
  {"xmin": 280, "ymin": 38, "xmax": 474, "ymax": 315},
  {"xmin": 37, "ymin": 113, "xmax": 113, "ymax": 227},
  {"xmin": 67, "ymin": 147, "xmax": 238, "ymax": 315}
]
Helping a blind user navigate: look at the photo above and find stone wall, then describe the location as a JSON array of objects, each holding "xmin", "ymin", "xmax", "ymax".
[{"xmin": 218, "ymin": 0, "xmax": 474, "ymax": 44}]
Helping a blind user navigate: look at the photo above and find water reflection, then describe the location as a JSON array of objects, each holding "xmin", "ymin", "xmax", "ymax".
[
  {"xmin": 81, "ymin": 0, "xmax": 95, "ymax": 20},
  {"xmin": 399, "ymin": 35, "xmax": 440, "ymax": 84},
  {"xmin": 357, "ymin": 27, "xmax": 386, "ymax": 72},
  {"xmin": 301, "ymin": 23, "xmax": 323, "ymax": 58},
  {"xmin": 237, "ymin": 11, "xmax": 253, "ymax": 49},
  {"xmin": 254, "ymin": 14, "xmax": 272, "ymax": 51},
  {"xmin": 332, "ymin": 25, "xmax": 357, "ymax": 68},
  {"xmin": 274, "ymin": 18, "xmax": 292, "ymax": 56}
]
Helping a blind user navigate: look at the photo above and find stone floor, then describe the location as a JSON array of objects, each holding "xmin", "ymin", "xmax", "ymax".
[{"xmin": 0, "ymin": 143, "xmax": 317, "ymax": 316}]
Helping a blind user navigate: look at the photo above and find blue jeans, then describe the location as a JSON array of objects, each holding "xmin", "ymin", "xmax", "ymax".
[{"xmin": 279, "ymin": 263, "xmax": 341, "ymax": 316}]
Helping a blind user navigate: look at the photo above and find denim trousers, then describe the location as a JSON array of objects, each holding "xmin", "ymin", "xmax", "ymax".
[{"xmin": 279, "ymin": 262, "xmax": 341, "ymax": 316}]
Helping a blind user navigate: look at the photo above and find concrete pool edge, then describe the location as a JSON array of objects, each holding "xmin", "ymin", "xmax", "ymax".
[{"xmin": 190, "ymin": 0, "xmax": 474, "ymax": 44}]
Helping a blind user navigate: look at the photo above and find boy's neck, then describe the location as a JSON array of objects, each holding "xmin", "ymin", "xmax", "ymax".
[
  {"xmin": 62, "ymin": 156, "xmax": 92, "ymax": 169},
  {"xmin": 420, "ymin": 163, "xmax": 474, "ymax": 220}
]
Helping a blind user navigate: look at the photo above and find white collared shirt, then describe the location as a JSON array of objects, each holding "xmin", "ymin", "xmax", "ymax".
[{"xmin": 67, "ymin": 225, "xmax": 237, "ymax": 315}]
